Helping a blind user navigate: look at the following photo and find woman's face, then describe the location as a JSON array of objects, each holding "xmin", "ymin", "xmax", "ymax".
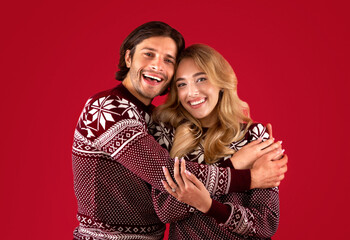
[{"xmin": 175, "ymin": 58, "xmax": 221, "ymax": 127}]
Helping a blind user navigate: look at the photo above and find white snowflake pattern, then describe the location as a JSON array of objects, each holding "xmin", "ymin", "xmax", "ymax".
[
  {"xmin": 250, "ymin": 124, "xmax": 269, "ymax": 141},
  {"xmin": 152, "ymin": 122, "xmax": 174, "ymax": 151},
  {"xmin": 188, "ymin": 143, "xmax": 205, "ymax": 163},
  {"xmin": 80, "ymin": 96, "xmax": 120, "ymax": 138},
  {"xmin": 116, "ymin": 98, "xmax": 141, "ymax": 121}
]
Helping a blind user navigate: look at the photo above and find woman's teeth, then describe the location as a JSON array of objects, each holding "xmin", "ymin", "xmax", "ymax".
[{"xmin": 190, "ymin": 99, "xmax": 205, "ymax": 106}]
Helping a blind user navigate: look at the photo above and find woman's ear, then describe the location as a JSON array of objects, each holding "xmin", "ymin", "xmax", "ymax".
[
  {"xmin": 219, "ymin": 89, "xmax": 224, "ymax": 99},
  {"xmin": 125, "ymin": 50, "xmax": 131, "ymax": 68}
]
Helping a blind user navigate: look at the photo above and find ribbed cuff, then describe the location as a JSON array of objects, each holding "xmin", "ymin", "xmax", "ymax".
[
  {"xmin": 228, "ymin": 169, "xmax": 251, "ymax": 192},
  {"xmin": 204, "ymin": 199, "xmax": 231, "ymax": 223}
]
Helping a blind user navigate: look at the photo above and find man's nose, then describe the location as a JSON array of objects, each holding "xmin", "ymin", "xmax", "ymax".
[{"xmin": 150, "ymin": 57, "xmax": 164, "ymax": 71}]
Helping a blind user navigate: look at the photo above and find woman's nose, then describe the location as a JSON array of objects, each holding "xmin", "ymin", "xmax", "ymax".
[{"xmin": 188, "ymin": 84, "xmax": 199, "ymax": 97}]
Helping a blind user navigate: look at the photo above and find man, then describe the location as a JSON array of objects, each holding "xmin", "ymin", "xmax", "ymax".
[{"xmin": 72, "ymin": 21, "xmax": 287, "ymax": 239}]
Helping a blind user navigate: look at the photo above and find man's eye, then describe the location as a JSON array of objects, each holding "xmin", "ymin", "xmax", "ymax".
[
  {"xmin": 165, "ymin": 59, "xmax": 174, "ymax": 64},
  {"xmin": 145, "ymin": 52, "xmax": 152, "ymax": 57}
]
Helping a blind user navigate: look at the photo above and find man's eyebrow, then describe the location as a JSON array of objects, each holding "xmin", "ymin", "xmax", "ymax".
[
  {"xmin": 141, "ymin": 47, "xmax": 157, "ymax": 52},
  {"xmin": 166, "ymin": 54, "xmax": 176, "ymax": 61},
  {"xmin": 176, "ymin": 72, "xmax": 206, "ymax": 82},
  {"xmin": 141, "ymin": 47, "xmax": 176, "ymax": 60}
]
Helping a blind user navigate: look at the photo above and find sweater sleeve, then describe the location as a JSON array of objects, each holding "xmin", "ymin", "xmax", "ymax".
[
  {"xmin": 94, "ymin": 116, "xmax": 233, "ymax": 196},
  {"xmin": 77, "ymin": 93, "xmax": 242, "ymax": 198},
  {"xmin": 219, "ymin": 188, "xmax": 280, "ymax": 238},
  {"xmin": 208, "ymin": 123, "xmax": 279, "ymax": 238},
  {"xmin": 151, "ymin": 187, "xmax": 193, "ymax": 223}
]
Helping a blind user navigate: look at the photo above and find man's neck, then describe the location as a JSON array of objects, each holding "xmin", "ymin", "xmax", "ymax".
[{"xmin": 122, "ymin": 78, "xmax": 152, "ymax": 106}]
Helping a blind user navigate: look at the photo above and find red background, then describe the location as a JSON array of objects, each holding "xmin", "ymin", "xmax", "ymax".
[{"xmin": 1, "ymin": 0, "xmax": 349, "ymax": 239}]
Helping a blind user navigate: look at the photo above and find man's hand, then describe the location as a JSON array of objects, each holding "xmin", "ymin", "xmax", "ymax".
[{"xmin": 250, "ymin": 148, "xmax": 288, "ymax": 189}]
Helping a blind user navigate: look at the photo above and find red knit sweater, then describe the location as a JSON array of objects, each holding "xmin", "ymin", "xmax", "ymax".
[
  {"xmin": 152, "ymin": 123, "xmax": 279, "ymax": 239},
  {"xmin": 72, "ymin": 84, "xmax": 251, "ymax": 239}
]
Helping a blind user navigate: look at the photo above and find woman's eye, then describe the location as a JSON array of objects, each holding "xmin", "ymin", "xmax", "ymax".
[
  {"xmin": 197, "ymin": 77, "xmax": 207, "ymax": 82},
  {"xmin": 177, "ymin": 83, "xmax": 186, "ymax": 88},
  {"xmin": 145, "ymin": 52, "xmax": 152, "ymax": 57}
]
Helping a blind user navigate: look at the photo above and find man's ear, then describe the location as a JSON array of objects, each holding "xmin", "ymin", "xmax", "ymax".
[{"xmin": 125, "ymin": 50, "xmax": 131, "ymax": 68}]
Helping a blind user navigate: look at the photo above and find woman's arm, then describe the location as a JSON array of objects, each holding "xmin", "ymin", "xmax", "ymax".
[
  {"xmin": 151, "ymin": 122, "xmax": 287, "ymax": 223},
  {"xmin": 161, "ymin": 152, "xmax": 287, "ymax": 238}
]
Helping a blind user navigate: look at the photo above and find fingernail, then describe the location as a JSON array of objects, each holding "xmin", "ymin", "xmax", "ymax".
[
  {"xmin": 279, "ymin": 141, "xmax": 283, "ymax": 145},
  {"xmin": 282, "ymin": 149, "xmax": 285, "ymax": 153},
  {"xmin": 185, "ymin": 170, "xmax": 191, "ymax": 176},
  {"xmin": 162, "ymin": 166, "xmax": 166, "ymax": 172},
  {"xmin": 181, "ymin": 157, "xmax": 184, "ymax": 163},
  {"xmin": 175, "ymin": 157, "xmax": 178, "ymax": 163}
]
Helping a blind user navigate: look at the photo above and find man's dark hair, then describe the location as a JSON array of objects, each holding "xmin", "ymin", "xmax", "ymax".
[{"xmin": 115, "ymin": 21, "xmax": 185, "ymax": 81}]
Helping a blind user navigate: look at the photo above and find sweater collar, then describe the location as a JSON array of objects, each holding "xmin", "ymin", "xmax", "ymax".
[{"xmin": 113, "ymin": 83, "xmax": 154, "ymax": 113}]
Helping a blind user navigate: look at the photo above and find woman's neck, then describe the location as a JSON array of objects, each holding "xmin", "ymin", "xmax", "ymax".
[{"xmin": 199, "ymin": 110, "xmax": 218, "ymax": 128}]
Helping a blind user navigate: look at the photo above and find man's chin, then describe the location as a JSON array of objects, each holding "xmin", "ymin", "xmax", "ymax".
[
  {"xmin": 142, "ymin": 86, "xmax": 167, "ymax": 98},
  {"xmin": 136, "ymin": 90, "xmax": 159, "ymax": 101}
]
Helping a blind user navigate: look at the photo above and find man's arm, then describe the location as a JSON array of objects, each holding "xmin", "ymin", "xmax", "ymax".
[
  {"xmin": 76, "ymin": 93, "xmax": 236, "ymax": 196},
  {"xmin": 99, "ymin": 121, "xmax": 233, "ymax": 196}
]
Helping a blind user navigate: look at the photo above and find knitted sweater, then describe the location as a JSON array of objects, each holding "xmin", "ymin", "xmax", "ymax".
[
  {"xmin": 152, "ymin": 123, "xmax": 279, "ymax": 239},
  {"xmin": 72, "ymin": 84, "xmax": 251, "ymax": 240}
]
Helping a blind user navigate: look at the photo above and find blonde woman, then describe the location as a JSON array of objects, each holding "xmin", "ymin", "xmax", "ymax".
[{"xmin": 152, "ymin": 44, "xmax": 288, "ymax": 239}]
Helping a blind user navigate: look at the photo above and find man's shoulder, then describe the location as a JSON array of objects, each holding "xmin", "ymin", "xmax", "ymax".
[
  {"xmin": 87, "ymin": 84, "xmax": 123, "ymax": 102},
  {"xmin": 84, "ymin": 85, "xmax": 140, "ymax": 114},
  {"xmin": 76, "ymin": 84, "xmax": 147, "ymax": 139}
]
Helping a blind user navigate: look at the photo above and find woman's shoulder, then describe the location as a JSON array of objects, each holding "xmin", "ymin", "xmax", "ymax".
[
  {"xmin": 246, "ymin": 122, "xmax": 269, "ymax": 141},
  {"xmin": 149, "ymin": 121, "xmax": 175, "ymax": 151},
  {"xmin": 238, "ymin": 122, "xmax": 270, "ymax": 142},
  {"xmin": 227, "ymin": 123, "xmax": 270, "ymax": 154}
]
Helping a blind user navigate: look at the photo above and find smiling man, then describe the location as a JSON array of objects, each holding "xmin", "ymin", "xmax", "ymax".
[{"xmin": 72, "ymin": 21, "xmax": 285, "ymax": 240}]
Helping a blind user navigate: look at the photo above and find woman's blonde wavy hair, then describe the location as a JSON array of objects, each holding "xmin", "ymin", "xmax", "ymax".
[{"xmin": 153, "ymin": 44, "xmax": 252, "ymax": 164}]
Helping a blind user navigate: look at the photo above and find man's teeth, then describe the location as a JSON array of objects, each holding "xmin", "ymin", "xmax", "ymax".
[
  {"xmin": 190, "ymin": 99, "xmax": 205, "ymax": 106},
  {"xmin": 144, "ymin": 74, "xmax": 162, "ymax": 82}
]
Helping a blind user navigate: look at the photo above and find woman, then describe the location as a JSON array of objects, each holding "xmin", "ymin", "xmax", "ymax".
[{"xmin": 151, "ymin": 44, "xmax": 287, "ymax": 239}]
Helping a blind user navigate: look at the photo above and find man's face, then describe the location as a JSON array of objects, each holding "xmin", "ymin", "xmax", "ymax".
[{"xmin": 123, "ymin": 36, "xmax": 177, "ymax": 105}]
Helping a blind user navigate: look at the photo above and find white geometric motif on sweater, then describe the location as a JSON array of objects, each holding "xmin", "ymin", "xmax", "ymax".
[
  {"xmin": 79, "ymin": 96, "xmax": 142, "ymax": 138},
  {"xmin": 184, "ymin": 123, "xmax": 269, "ymax": 164},
  {"xmin": 151, "ymin": 122, "xmax": 175, "ymax": 151},
  {"xmin": 221, "ymin": 202, "xmax": 256, "ymax": 236},
  {"xmin": 223, "ymin": 123, "xmax": 269, "ymax": 161},
  {"xmin": 74, "ymin": 119, "xmax": 145, "ymax": 159}
]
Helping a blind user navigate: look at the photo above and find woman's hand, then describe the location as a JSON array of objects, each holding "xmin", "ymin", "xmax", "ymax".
[
  {"xmin": 162, "ymin": 158, "xmax": 212, "ymax": 213},
  {"xmin": 230, "ymin": 124, "xmax": 283, "ymax": 169},
  {"xmin": 230, "ymin": 138, "xmax": 283, "ymax": 169}
]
